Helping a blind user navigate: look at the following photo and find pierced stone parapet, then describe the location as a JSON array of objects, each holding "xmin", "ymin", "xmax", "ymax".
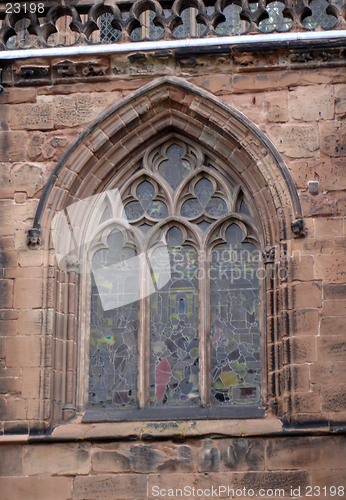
[{"xmin": 0, "ymin": 0, "xmax": 345, "ymax": 51}]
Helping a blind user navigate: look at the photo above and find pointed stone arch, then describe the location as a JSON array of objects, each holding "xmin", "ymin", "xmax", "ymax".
[
  {"xmin": 30, "ymin": 76, "xmax": 302, "ymax": 423},
  {"xmin": 31, "ymin": 76, "xmax": 302, "ymax": 251}
]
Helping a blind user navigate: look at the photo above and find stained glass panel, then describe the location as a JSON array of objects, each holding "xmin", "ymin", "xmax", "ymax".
[
  {"xmin": 181, "ymin": 178, "xmax": 227, "ymax": 219},
  {"xmin": 210, "ymin": 224, "xmax": 261, "ymax": 405},
  {"xmin": 150, "ymin": 227, "xmax": 199, "ymax": 406},
  {"xmin": 158, "ymin": 145, "xmax": 193, "ymax": 190},
  {"xmin": 124, "ymin": 181, "xmax": 168, "ymax": 220},
  {"xmin": 89, "ymin": 229, "xmax": 138, "ymax": 407}
]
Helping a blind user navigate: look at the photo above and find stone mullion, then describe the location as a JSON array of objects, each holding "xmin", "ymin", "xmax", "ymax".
[
  {"xmin": 63, "ymin": 270, "xmax": 78, "ymax": 420},
  {"xmin": 279, "ymin": 242, "xmax": 291, "ymax": 417},
  {"xmin": 199, "ymin": 248, "xmax": 210, "ymax": 407},
  {"xmin": 263, "ymin": 246, "xmax": 278, "ymax": 413},
  {"xmin": 138, "ymin": 253, "xmax": 151, "ymax": 409},
  {"xmin": 52, "ymin": 271, "xmax": 66, "ymax": 421},
  {"xmin": 264, "ymin": 258, "xmax": 276, "ymax": 409}
]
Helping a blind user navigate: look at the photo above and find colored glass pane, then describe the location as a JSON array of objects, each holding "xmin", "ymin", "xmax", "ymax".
[
  {"xmin": 158, "ymin": 145, "xmax": 193, "ymax": 190},
  {"xmin": 210, "ymin": 224, "xmax": 261, "ymax": 405},
  {"xmin": 89, "ymin": 230, "xmax": 138, "ymax": 407},
  {"xmin": 150, "ymin": 227, "xmax": 199, "ymax": 406}
]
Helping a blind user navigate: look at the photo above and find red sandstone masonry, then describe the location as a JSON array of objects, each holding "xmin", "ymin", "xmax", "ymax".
[{"xmin": 0, "ymin": 55, "xmax": 344, "ymax": 499}]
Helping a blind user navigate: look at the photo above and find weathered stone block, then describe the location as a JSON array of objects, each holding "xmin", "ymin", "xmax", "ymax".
[
  {"xmin": 0, "ymin": 319, "xmax": 17, "ymax": 336},
  {"xmin": 288, "ymin": 282, "xmax": 322, "ymax": 310},
  {"xmin": 314, "ymin": 217, "xmax": 343, "ymax": 238},
  {"xmin": 267, "ymin": 436, "xmax": 346, "ymax": 470},
  {"xmin": 0, "ymin": 376, "xmax": 21, "ymax": 394},
  {"xmin": 0, "ymin": 132, "xmax": 26, "ymax": 161},
  {"xmin": 0, "ymin": 477, "xmax": 72, "ymax": 500},
  {"xmin": 0, "ymin": 444, "xmax": 23, "ymax": 476},
  {"xmin": 0, "ymin": 280, "xmax": 14, "ymax": 309},
  {"xmin": 233, "ymin": 71, "xmax": 299, "ymax": 92},
  {"xmin": 290, "ymin": 337, "xmax": 316, "ymax": 363},
  {"xmin": 22, "ymin": 367, "xmax": 40, "ymax": 399},
  {"xmin": 0, "ymin": 87, "xmax": 36, "ymax": 104},
  {"xmin": 11, "ymin": 103, "xmax": 54, "ymax": 130},
  {"xmin": 92, "ymin": 448, "xmax": 131, "ymax": 473},
  {"xmin": 317, "ymin": 336, "xmax": 346, "ymax": 361},
  {"xmin": 230, "ymin": 471, "xmax": 310, "ymax": 494},
  {"xmin": 269, "ymin": 124, "xmax": 319, "ymax": 158},
  {"xmin": 291, "ymin": 364, "xmax": 310, "ymax": 392},
  {"xmin": 311, "ymin": 468, "xmax": 346, "ymax": 491},
  {"xmin": 55, "ymin": 93, "xmax": 115, "ymax": 128},
  {"xmin": 320, "ymin": 316, "xmax": 346, "ymax": 335},
  {"xmin": 198, "ymin": 438, "xmax": 265, "ymax": 472},
  {"xmin": 289, "ymin": 85, "xmax": 334, "ymax": 121},
  {"xmin": 23, "ymin": 443, "xmax": 90, "ymax": 475},
  {"xmin": 310, "ymin": 362, "xmax": 346, "ymax": 385},
  {"xmin": 6, "ymin": 336, "xmax": 41, "ymax": 367},
  {"xmin": 320, "ymin": 122, "xmax": 346, "ymax": 157},
  {"xmin": 0, "ymin": 200, "xmax": 37, "ymax": 237},
  {"xmin": 0, "ymin": 105, "xmax": 10, "ymax": 131},
  {"xmin": 148, "ymin": 473, "xmax": 230, "ymax": 498},
  {"xmin": 288, "ymin": 255, "xmax": 314, "ymax": 282},
  {"xmin": 292, "ymin": 391, "xmax": 320, "ymax": 413},
  {"xmin": 0, "ymin": 395, "xmax": 27, "ymax": 420},
  {"xmin": 290, "ymin": 309, "xmax": 319, "ymax": 336},
  {"xmin": 13, "ymin": 278, "xmax": 43, "ymax": 309},
  {"xmin": 323, "ymin": 284, "xmax": 346, "ymax": 300},
  {"xmin": 321, "ymin": 385, "xmax": 346, "ymax": 411},
  {"xmin": 267, "ymin": 92, "xmax": 288, "ymax": 123},
  {"xmin": 74, "ymin": 474, "xmax": 147, "ymax": 500},
  {"xmin": 314, "ymin": 255, "xmax": 346, "ymax": 283},
  {"xmin": 321, "ymin": 300, "xmax": 346, "ymax": 316},
  {"xmin": 18, "ymin": 309, "xmax": 44, "ymax": 336}
]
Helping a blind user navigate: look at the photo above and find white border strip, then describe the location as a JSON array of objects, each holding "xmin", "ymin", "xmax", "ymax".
[{"xmin": 0, "ymin": 30, "xmax": 345, "ymax": 60}]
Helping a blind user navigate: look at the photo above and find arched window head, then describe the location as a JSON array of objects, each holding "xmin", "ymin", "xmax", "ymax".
[{"xmin": 81, "ymin": 135, "xmax": 264, "ymax": 420}]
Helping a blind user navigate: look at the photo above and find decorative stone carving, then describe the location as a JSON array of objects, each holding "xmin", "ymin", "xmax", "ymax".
[
  {"xmin": 291, "ymin": 219, "xmax": 305, "ymax": 238},
  {"xmin": 27, "ymin": 228, "xmax": 42, "ymax": 248},
  {"xmin": 52, "ymin": 60, "xmax": 110, "ymax": 82},
  {"xmin": 262, "ymin": 247, "xmax": 276, "ymax": 264}
]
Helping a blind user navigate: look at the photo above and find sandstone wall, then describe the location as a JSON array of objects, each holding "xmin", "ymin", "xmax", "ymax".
[
  {"xmin": 0, "ymin": 53, "xmax": 345, "ymax": 499},
  {"xmin": 0, "ymin": 435, "xmax": 345, "ymax": 500}
]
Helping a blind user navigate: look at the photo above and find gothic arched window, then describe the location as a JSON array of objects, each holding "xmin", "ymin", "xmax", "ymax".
[{"xmin": 85, "ymin": 134, "xmax": 264, "ymax": 420}]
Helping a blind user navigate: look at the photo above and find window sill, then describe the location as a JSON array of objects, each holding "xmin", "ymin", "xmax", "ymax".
[
  {"xmin": 82, "ymin": 405, "xmax": 265, "ymax": 423},
  {"xmin": 38, "ymin": 410, "xmax": 286, "ymax": 443}
]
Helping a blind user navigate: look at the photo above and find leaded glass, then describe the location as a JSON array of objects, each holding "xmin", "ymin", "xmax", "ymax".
[
  {"xmin": 124, "ymin": 181, "xmax": 168, "ymax": 220},
  {"xmin": 173, "ymin": 7, "xmax": 207, "ymax": 39},
  {"xmin": 148, "ymin": 10, "xmax": 164, "ymax": 40},
  {"xmin": 150, "ymin": 227, "xmax": 199, "ymax": 406},
  {"xmin": 100, "ymin": 205, "xmax": 111, "ymax": 224},
  {"xmin": 99, "ymin": 13, "xmax": 121, "ymax": 43},
  {"xmin": 215, "ymin": 4, "xmax": 246, "ymax": 36},
  {"xmin": 158, "ymin": 145, "xmax": 193, "ymax": 190},
  {"xmin": 240, "ymin": 200, "xmax": 250, "ymax": 216},
  {"xmin": 210, "ymin": 224, "xmax": 261, "ymax": 405},
  {"xmin": 259, "ymin": 2, "xmax": 293, "ymax": 33},
  {"xmin": 302, "ymin": 0, "xmax": 338, "ymax": 30},
  {"xmin": 89, "ymin": 137, "xmax": 262, "ymax": 416},
  {"xmin": 89, "ymin": 229, "xmax": 138, "ymax": 407},
  {"xmin": 181, "ymin": 178, "xmax": 227, "ymax": 219}
]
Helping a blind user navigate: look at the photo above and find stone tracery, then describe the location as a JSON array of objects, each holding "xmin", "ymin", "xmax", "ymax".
[{"xmin": 0, "ymin": 0, "xmax": 345, "ymax": 50}]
